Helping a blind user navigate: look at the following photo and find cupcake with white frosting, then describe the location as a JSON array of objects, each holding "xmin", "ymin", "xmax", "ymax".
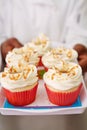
[
  {"xmin": 6, "ymin": 46, "xmax": 40, "ymax": 68},
  {"xmin": 43, "ymin": 62, "xmax": 83, "ymax": 106},
  {"xmin": 42, "ymin": 47, "xmax": 78, "ymax": 70},
  {"xmin": 28, "ymin": 34, "xmax": 51, "ymax": 66},
  {"xmin": 0, "ymin": 64, "xmax": 38, "ymax": 106}
]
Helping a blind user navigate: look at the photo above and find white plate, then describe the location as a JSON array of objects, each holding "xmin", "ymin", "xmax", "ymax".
[{"xmin": 0, "ymin": 79, "xmax": 87, "ymax": 115}]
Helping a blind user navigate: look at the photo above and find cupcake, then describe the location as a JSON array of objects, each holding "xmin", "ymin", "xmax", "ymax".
[
  {"xmin": 0, "ymin": 64, "xmax": 38, "ymax": 106},
  {"xmin": 42, "ymin": 51, "xmax": 61, "ymax": 71},
  {"xmin": 6, "ymin": 46, "xmax": 40, "ymax": 68},
  {"xmin": 42, "ymin": 47, "xmax": 78, "ymax": 70},
  {"xmin": 43, "ymin": 61, "xmax": 83, "ymax": 106},
  {"xmin": 28, "ymin": 33, "xmax": 51, "ymax": 66}
]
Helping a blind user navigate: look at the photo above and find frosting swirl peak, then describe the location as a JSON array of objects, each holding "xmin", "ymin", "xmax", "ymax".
[
  {"xmin": 43, "ymin": 62, "xmax": 82, "ymax": 90},
  {"xmin": 0, "ymin": 65, "xmax": 38, "ymax": 90}
]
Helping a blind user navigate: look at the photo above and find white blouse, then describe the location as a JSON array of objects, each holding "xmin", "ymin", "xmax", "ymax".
[{"xmin": 0, "ymin": 0, "xmax": 87, "ymax": 70}]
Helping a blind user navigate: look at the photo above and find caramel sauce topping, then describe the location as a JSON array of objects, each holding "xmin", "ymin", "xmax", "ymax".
[
  {"xmin": 8, "ymin": 66, "xmax": 17, "ymax": 73},
  {"xmin": 9, "ymin": 73, "xmax": 21, "ymax": 80},
  {"xmin": 53, "ymin": 62, "xmax": 78, "ymax": 77},
  {"xmin": 34, "ymin": 36, "xmax": 48, "ymax": 45},
  {"xmin": 51, "ymin": 73, "xmax": 55, "ymax": 80},
  {"xmin": 67, "ymin": 51, "xmax": 72, "ymax": 58},
  {"xmin": 23, "ymin": 55, "xmax": 30, "ymax": 62},
  {"xmin": 2, "ymin": 72, "xmax": 7, "ymax": 78}
]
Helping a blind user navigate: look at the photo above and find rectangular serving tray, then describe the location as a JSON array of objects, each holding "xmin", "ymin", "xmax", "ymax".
[{"xmin": 0, "ymin": 79, "xmax": 87, "ymax": 115}]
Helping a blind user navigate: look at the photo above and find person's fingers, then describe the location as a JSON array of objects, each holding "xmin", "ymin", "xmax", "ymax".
[
  {"xmin": 1, "ymin": 42, "xmax": 14, "ymax": 60},
  {"xmin": 78, "ymin": 54, "xmax": 87, "ymax": 60},
  {"xmin": 3, "ymin": 45, "xmax": 14, "ymax": 59},
  {"xmin": 73, "ymin": 44, "xmax": 87, "ymax": 55},
  {"xmin": 1, "ymin": 38, "xmax": 23, "ymax": 61},
  {"xmin": 78, "ymin": 56, "xmax": 87, "ymax": 73},
  {"xmin": 8, "ymin": 38, "xmax": 23, "ymax": 48},
  {"xmin": 78, "ymin": 54, "xmax": 87, "ymax": 63}
]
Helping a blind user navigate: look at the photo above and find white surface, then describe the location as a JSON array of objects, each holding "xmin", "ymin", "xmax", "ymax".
[{"xmin": 0, "ymin": 79, "xmax": 87, "ymax": 115}]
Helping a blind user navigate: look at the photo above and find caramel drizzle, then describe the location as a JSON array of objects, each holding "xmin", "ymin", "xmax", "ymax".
[
  {"xmin": 52, "ymin": 62, "xmax": 78, "ymax": 77},
  {"xmin": 33, "ymin": 34, "xmax": 49, "ymax": 45},
  {"xmin": 66, "ymin": 50, "xmax": 72, "ymax": 58},
  {"xmin": 9, "ymin": 73, "xmax": 21, "ymax": 80},
  {"xmin": 1, "ymin": 64, "xmax": 34, "ymax": 80}
]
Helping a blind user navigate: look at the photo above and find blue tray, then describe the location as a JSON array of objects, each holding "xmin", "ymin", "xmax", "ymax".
[{"xmin": 4, "ymin": 96, "xmax": 82, "ymax": 110}]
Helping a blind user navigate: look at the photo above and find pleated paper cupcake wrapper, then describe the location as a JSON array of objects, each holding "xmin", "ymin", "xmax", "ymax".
[
  {"xmin": 43, "ymin": 65, "xmax": 48, "ymax": 72},
  {"xmin": 38, "ymin": 56, "xmax": 44, "ymax": 67},
  {"xmin": 3, "ymin": 84, "xmax": 38, "ymax": 106},
  {"xmin": 45, "ymin": 83, "xmax": 82, "ymax": 106}
]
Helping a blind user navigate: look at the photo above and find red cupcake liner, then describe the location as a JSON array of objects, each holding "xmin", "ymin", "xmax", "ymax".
[
  {"xmin": 45, "ymin": 83, "xmax": 82, "ymax": 106},
  {"xmin": 38, "ymin": 56, "xmax": 44, "ymax": 67},
  {"xmin": 3, "ymin": 84, "xmax": 38, "ymax": 106},
  {"xmin": 43, "ymin": 65, "xmax": 48, "ymax": 72}
]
